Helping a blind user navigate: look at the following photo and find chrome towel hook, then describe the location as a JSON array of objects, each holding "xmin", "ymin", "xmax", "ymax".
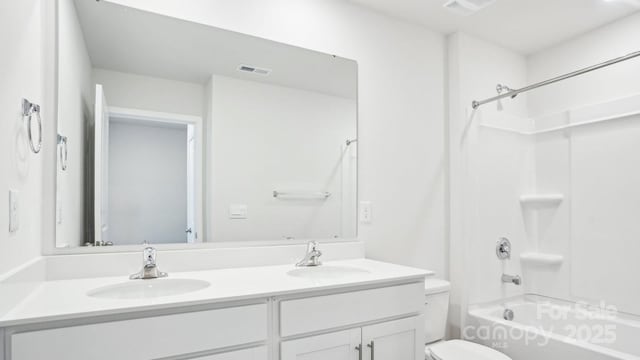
[{"xmin": 22, "ymin": 98, "xmax": 42, "ymax": 154}]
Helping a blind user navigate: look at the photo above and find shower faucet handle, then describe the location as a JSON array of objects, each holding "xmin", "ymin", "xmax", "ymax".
[{"xmin": 496, "ymin": 237, "xmax": 512, "ymax": 260}]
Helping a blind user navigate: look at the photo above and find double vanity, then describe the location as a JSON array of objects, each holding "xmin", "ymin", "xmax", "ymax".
[{"xmin": 0, "ymin": 246, "xmax": 430, "ymax": 360}]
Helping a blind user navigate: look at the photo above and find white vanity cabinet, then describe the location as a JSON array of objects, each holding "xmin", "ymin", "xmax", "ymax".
[
  {"xmin": 361, "ymin": 316, "xmax": 425, "ymax": 360},
  {"xmin": 8, "ymin": 304, "xmax": 268, "ymax": 360},
  {"xmin": 279, "ymin": 283, "xmax": 424, "ymax": 360},
  {"xmin": 281, "ymin": 329, "xmax": 362, "ymax": 360},
  {"xmin": 281, "ymin": 317, "xmax": 423, "ymax": 360},
  {"xmin": 188, "ymin": 346, "xmax": 268, "ymax": 360},
  {"xmin": 2, "ymin": 279, "xmax": 425, "ymax": 360}
]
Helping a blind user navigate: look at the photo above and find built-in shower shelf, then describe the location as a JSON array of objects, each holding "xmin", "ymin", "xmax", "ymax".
[
  {"xmin": 519, "ymin": 194, "xmax": 564, "ymax": 206},
  {"xmin": 520, "ymin": 252, "xmax": 564, "ymax": 266}
]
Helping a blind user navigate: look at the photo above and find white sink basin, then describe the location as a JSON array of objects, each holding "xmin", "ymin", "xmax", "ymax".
[
  {"xmin": 87, "ymin": 279, "xmax": 210, "ymax": 300},
  {"xmin": 287, "ymin": 265, "xmax": 370, "ymax": 280}
]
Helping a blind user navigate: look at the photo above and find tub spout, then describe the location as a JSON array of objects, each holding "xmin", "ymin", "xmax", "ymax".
[
  {"xmin": 502, "ymin": 274, "xmax": 521, "ymax": 285},
  {"xmin": 503, "ymin": 308, "xmax": 515, "ymax": 321}
]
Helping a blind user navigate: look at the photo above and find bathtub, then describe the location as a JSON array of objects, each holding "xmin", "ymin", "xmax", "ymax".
[{"xmin": 465, "ymin": 295, "xmax": 640, "ymax": 360}]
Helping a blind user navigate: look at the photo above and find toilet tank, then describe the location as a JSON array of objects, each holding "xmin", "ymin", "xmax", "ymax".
[{"xmin": 424, "ymin": 279, "xmax": 451, "ymax": 344}]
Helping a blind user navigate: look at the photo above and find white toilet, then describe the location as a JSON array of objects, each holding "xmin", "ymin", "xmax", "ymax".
[{"xmin": 424, "ymin": 279, "xmax": 512, "ymax": 360}]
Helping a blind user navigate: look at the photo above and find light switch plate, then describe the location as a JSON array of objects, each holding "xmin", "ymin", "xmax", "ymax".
[
  {"xmin": 9, "ymin": 190, "xmax": 19, "ymax": 233},
  {"xmin": 229, "ymin": 204, "xmax": 248, "ymax": 219},
  {"xmin": 359, "ymin": 201, "xmax": 372, "ymax": 224}
]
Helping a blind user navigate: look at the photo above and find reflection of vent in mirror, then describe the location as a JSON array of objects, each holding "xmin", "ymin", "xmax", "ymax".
[
  {"xmin": 443, "ymin": 0, "xmax": 496, "ymax": 16},
  {"xmin": 238, "ymin": 64, "xmax": 272, "ymax": 76}
]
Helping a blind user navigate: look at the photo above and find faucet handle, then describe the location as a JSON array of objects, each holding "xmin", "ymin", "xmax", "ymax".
[
  {"xmin": 130, "ymin": 245, "xmax": 167, "ymax": 280},
  {"xmin": 307, "ymin": 241, "xmax": 319, "ymax": 252},
  {"xmin": 296, "ymin": 242, "xmax": 322, "ymax": 267},
  {"xmin": 143, "ymin": 246, "xmax": 156, "ymax": 266},
  {"xmin": 496, "ymin": 238, "xmax": 512, "ymax": 260}
]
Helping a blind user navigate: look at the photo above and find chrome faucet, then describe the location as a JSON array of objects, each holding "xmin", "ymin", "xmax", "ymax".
[
  {"xmin": 296, "ymin": 241, "xmax": 322, "ymax": 267},
  {"xmin": 502, "ymin": 274, "xmax": 521, "ymax": 285},
  {"xmin": 130, "ymin": 246, "xmax": 168, "ymax": 280}
]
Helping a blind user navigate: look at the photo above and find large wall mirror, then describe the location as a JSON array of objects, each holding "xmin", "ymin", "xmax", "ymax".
[{"xmin": 55, "ymin": 0, "xmax": 358, "ymax": 248}]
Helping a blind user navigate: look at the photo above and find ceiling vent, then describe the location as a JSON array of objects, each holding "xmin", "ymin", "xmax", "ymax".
[
  {"xmin": 443, "ymin": 0, "xmax": 496, "ymax": 16},
  {"xmin": 237, "ymin": 65, "xmax": 272, "ymax": 76}
]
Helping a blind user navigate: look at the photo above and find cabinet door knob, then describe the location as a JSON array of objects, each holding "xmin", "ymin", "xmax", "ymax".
[{"xmin": 367, "ymin": 341, "xmax": 375, "ymax": 360}]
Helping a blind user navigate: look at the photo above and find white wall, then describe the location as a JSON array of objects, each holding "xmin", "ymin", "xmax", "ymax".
[
  {"xmin": 107, "ymin": 0, "xmax": 448, "ymax": 276},
  {"xmin": 108, "ymin": 120, "xmax": 188, "ymax": 245},
  {"xmin": 528, "ymin": 13, "xmax": 640, "ymax": 118},
  {"xmin": 448, "ymin": 32, "xmax": 531, "ymax": 335},
  {"xmin": 207, "ymin": 75, "xmax": 356, "ymax": 242},
  {"xmin": 55, "ymin": 0, "xmax": 93, "ymax": 248},
  {"xmin": 0, "ymin": 0, "xmax": 45, "ymax": 274},
  {"xmin": 93, "ymin": 68, "xmax": 204, "ymax": 117},
  {"xmin": 525, "ymin": 13, "xmax": 640, "ymax": 316}
]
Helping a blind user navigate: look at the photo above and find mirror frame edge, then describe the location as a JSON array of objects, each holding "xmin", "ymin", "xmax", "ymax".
[{"xmin": 42, "ymin": 0, "xmax": 60, "ymax": 256}]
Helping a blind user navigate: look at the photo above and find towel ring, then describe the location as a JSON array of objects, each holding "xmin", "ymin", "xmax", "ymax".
[
  {"xmin": 57, "ymin": 134, "xmax": 68, "ymax": 171},
  {"xmin": 22, "ymin": 99, "xmax": 42, "ymax": 154}
]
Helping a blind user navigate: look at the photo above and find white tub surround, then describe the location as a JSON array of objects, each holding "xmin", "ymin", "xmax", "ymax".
[{"xmin": 0, "ymin": 258, "xmax": 430, "ymax": 360}]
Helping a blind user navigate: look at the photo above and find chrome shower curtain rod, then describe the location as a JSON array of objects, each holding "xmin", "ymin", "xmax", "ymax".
[{"xmin": 471, "ymin": 50, "xmax": 640, "ymax": 109}]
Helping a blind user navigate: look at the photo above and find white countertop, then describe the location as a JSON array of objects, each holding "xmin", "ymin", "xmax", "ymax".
[{"xmin": 0, "ymin": 259, "xmax": 431, "ymax": 327}]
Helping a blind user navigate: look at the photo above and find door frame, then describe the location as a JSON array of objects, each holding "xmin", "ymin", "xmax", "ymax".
[{"xmin": 108, "ymin": 106, "xmax": 204, "ymax": 244}]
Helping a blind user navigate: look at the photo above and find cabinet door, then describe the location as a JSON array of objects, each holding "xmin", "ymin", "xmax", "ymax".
[
  {"xmin": 189, "ymin": 346, "xmax": 267, "ymax": 360},
  {"xmin": 281, "ymin": 328, "xmax": 362, "ymax": 360},
  {"xmin": 361, "ymin": 316, "xmax": 424, "ymax": 360},
  {"xmin": 10, "ymin": 305, "xmax": 268, "ymax": 360}
]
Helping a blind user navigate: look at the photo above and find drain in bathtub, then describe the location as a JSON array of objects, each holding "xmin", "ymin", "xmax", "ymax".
[{"xmin": 503, "ymin": 308, "xmax": 514, "ymax": 321}]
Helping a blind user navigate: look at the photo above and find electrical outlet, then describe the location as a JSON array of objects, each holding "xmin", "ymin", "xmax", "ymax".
[
  {"xmin": 359, "ymin": 201, "xmax": 372, "ymax": 224},
  {"xmin": 9, "ymin": 190, "xmax": 19, "ymax": 233}
]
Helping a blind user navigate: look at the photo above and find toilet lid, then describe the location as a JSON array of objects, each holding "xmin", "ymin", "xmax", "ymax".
[{"xmin": 427, "ymin": 340, "xmax": 512, "ymax": 360}]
